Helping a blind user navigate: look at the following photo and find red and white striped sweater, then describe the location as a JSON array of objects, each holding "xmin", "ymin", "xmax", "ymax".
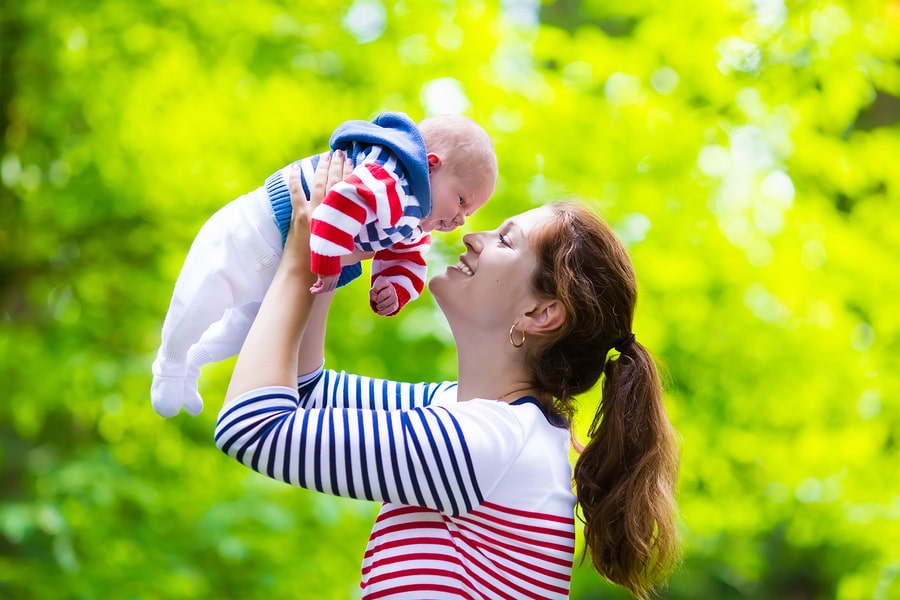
[{"xmin": 308, "ymin": 146, "xmax": 430, "ymax": 315}]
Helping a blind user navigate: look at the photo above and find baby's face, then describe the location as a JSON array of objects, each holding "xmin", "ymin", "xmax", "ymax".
[{"xmin": 419, "ymin": 163, "xmax": 491, "ymax": 233}]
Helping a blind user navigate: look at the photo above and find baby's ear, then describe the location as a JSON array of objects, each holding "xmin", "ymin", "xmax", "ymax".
[{"xmin": 427, "ymin": 153, "xmax": 442, "ymax": 170}]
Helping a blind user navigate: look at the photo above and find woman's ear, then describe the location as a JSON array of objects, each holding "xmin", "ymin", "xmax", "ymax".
[{"xmin": 521, "ymin": 299, "xmax": 565, "ymax": 334}]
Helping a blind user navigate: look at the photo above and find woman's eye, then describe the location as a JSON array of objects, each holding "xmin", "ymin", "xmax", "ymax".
[{"xmin": 458, "ymin": 197, "xmax": 465, "ymax": 206}]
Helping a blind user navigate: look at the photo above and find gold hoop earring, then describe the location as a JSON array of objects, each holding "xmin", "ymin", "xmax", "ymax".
[{"xmin": 508, "ymin": 323, "xmax": 526, "ymax": 348}]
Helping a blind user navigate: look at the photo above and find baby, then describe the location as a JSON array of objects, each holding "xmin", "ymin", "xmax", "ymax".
[{"xmin": 151, "ymin": 112, "xmax": 498, "ymax": 418}]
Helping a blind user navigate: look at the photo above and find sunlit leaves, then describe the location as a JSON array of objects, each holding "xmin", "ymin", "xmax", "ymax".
[{"xmin": 2, "ymin": 0, "xmax": 899, "ymax": 598}]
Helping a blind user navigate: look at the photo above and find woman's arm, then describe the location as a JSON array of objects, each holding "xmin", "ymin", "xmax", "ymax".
[
  {"xmin": 225, "ymin": 154, "xmax": 348, "ymax": 403},
  {"xmin": 295, "ymin": 293, "xmax": 335, "ymax": 377},
  {"xmin": 215, "ymin": 389, "xmax": 529, "ymax": 516},
  {"xmin": 294, "ymin": 152, "xmax": 371, "ymax": 377}
]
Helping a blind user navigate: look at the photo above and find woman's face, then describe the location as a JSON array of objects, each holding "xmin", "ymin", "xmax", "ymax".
[{"xmin": 429, "ymin": 206, "xmax": 552, "ymax": 331}]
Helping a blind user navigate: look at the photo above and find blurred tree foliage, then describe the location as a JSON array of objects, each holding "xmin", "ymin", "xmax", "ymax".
[{"xmin": 2, "ymin": 0, "xmax": 898, "ymax": 598}]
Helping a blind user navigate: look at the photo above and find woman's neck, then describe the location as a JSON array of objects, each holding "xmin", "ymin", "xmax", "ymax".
[{"xmin": 454, "ymin": 335, "xmax": 541, "ymax": 404}]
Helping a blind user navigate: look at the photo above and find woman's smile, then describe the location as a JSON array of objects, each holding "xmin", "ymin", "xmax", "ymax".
[{"xmin": 451, "ymin": 258, "xmax": 474, "ymax": 276}]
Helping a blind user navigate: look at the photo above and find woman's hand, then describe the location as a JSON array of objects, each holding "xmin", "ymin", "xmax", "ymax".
[
  {"xmin": 297, "ymin": 151, "xmax": 375, "ymax": 281},
  {"xmin": 282, "ymin": 150, "xmax": 353, "ymax": 284},
  {"xmin": 279, "ymin": 163, "xmax": 315, "ymax": 285},
  {"xmin": 307, "ymin": 149, "xmax": 352, "ymax": 212}
]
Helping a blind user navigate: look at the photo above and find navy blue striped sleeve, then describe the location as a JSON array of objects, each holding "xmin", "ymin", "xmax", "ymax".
[
  {"xmin": 296, "ymin": 367, "xmax": 457, "ymax": 411},
  {"xmin": 214, "ymin": 384, "xmax": 495, "ymax": 516}
]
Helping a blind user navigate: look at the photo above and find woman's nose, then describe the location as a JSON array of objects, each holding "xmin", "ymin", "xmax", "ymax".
[{"xmin": 462, "ymin": 229, "xmax": 486, "ymax": 252}]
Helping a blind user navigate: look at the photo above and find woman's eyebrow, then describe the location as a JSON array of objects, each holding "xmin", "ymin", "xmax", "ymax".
[{"xmin": 506, "ymin": 221, "xmax": 523, "ymax": 237}]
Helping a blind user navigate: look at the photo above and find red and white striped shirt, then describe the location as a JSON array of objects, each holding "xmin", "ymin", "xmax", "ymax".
[
  {"xmin": 307, "ymin": 146, "xmax": 430, "ymax": 315},
  {"xmin": 215, "ymin": 368, "xmax": 576, "ymax": 599}
]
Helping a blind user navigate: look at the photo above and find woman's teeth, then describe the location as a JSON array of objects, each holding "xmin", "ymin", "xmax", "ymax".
[{"xmin": 456, "ymin": 262, "xmax": 473, "ymax": 276}]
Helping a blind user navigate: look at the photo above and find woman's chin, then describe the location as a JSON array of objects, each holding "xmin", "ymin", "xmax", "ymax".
[
  {"xmin": 427, "ymin": 272, "xmax": 445, "ymax": 296},
  {"xmin": 428, "ymin": 273, "xmax": 455, "ymax": 306}
]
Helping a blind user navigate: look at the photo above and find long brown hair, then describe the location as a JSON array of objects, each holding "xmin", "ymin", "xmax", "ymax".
[{"xmin": 526, "ymin": 201, "xmax": 680, "ymax": 599}]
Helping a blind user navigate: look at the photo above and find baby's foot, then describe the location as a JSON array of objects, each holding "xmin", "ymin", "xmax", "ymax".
[{"xmin": 151, "ymin": 360, "xmax": 203, "ymax": 417}]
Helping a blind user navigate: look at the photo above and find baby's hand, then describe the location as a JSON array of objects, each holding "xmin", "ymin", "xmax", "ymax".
[
  {"xmin": 310, "ymin": 273, "xmax": 340, "ymax": 295},
  {"xmin": 370, "ymin": 277, "xmax": 399, "ymax": 316}
]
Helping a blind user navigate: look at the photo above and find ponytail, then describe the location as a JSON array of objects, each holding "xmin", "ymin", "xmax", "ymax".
[
  {"xmin": 526, "ymin": 201, "xmax": 681, "ymax": 598},
  {"xmin": 574, "ymin": 342, "xmax": 680, "ymax": 599}
]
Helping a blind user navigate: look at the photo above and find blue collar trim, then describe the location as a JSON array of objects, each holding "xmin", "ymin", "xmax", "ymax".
[{"xmin": 510, "ymin": 396, "xmax": 568, "ymax": 429}]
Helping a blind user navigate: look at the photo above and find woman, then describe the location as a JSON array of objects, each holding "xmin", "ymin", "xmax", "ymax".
[{"xmin": 215, "ymin": 153, "xmax": 680, "ymax": 599}]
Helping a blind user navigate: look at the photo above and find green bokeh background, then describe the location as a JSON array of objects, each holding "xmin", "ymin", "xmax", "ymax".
[{"xmin": 2, "ymin": 1, "xmax": 898, "ymax": 598}]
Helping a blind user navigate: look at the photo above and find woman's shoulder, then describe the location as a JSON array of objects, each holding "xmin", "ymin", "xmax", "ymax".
[
  {"xmin": 437, "ymin": 396, "xmax": 568, "ymax": 446},
  {"xmin": 447, "ymin": 396, "xmax": 567, "ymax": 429},
  {"xmin": 427, "ymin": 381, "xmax": 458, "ymax": 406}
]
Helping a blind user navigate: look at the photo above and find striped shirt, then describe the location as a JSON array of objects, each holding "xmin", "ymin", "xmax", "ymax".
[{"xmin": 215, "ymin": 368, "xmax": 577, "ymax": 599}]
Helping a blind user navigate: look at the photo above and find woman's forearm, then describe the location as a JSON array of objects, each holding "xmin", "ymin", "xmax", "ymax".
[
  {"xmin": 297, "ymin": 250, "xmax": 374, "ymax": 377},
  {"xmin": 225, "ymin": 254, "xmax": 316, "ymax": 402},
  {"xmin": 296, "ymin": 291, "xmax": 334, "ymax": 376}
]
